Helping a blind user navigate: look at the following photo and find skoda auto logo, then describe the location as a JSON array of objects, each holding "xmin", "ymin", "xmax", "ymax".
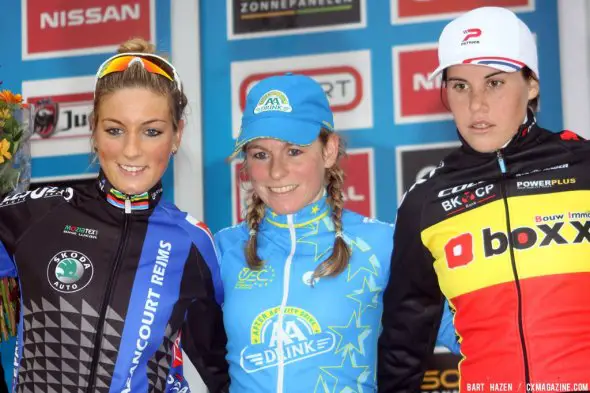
[{"xmin": 47, "ymin": 250, "xmax": 94, "ymax": 293}]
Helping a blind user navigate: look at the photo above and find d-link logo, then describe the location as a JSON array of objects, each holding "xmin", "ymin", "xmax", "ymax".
[{"xmin": 240, "ymin": 306, "xmax": 335, "ymax": 373}]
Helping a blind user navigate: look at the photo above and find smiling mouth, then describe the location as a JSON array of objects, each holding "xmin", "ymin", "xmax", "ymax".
[
  {"xmin": 118, "ymin": 164, "xmax": 147, "ymax": 174},
  {"xmin": 269, "ymin": 185, "xmax": 297, "ymax": 194},
  {"xmin": 470, "ymin": 122, "xmax": 494, "ymax": 130}
]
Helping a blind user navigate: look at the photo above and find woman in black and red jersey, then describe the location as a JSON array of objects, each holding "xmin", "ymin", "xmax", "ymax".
[{"xmin": 379, "ymin": 6, "xmax": 590, "ymax": 393}]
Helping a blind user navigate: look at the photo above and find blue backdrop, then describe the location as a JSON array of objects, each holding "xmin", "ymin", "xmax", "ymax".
[{"xmin": 201, "ymin": 0, "xmax": 563, "ymax": 233}]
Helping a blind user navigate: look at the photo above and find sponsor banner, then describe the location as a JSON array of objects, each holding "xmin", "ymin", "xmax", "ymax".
[
  {"xmin": 231, "ymin": 148, "xmax": 375, "ymax": 223},
  {"xmin": 395, "ymin": 141, "xmax": 460, "ymax": 203},
  {"xmin": 421, "ymin": 353, "xmax": 461, "ymax": 393},
  {"xmin": 231, "ymin": 50, "xmax": 373, "ymax": 138},
  {"xmin": 227, "ymin": 0, "xmax": 366, "ymax": 40},
  {"xmin": 393, "ymin": 43, "xmax": 451, "ymax": 124},
  {"xmin": 22, "ymin": 0, "xmax": 155, "ymax": 59},
  {"xmin": 22, "ymin": 76, "xmax": 95, "ymax": 158},
  {"xmin": 391, "ymin": 0, "xmax": 535, "ymax": 25}
]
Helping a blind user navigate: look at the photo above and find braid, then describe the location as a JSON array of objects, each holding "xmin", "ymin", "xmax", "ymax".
[
  {"xmin": 245, "ymin": 193, "xmax": 266, "ymax": 270},
  {"xmin": 313, "ymin": 164, "xmax": 351, "ymax": 280}
]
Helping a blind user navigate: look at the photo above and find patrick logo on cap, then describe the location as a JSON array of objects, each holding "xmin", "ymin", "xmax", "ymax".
[
  {"xmin": 462, "ymin": 28, "xmax": 482, "ymax": 43},
  {"xmin": 430, "ymin": 7, "xmax": 539, "ymax": 79}
]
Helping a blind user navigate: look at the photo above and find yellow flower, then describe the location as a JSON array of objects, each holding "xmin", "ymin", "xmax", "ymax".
[
  {"xmin": 0, "ymin": 108, "xmax": 11, "ymax": 120},
  {"xmin": 0, "ymin": 139, "xmax": 12, "ymax": 164},
  {"xmin": 0, "ymin": 90, "xmax": 23, "ymax": 105}
]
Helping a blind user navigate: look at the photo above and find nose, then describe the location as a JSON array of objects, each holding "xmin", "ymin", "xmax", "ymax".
[
  {"xmin": 469, "ymin": 86, "xmax": 488, "ymax": 113},
  {"xmin": 122, "ymin": 132, "xmax": 142, "ymax": 159},
  {"xmin": 269, "ymin": 155, "xmax": 288, "ymax": 180}
]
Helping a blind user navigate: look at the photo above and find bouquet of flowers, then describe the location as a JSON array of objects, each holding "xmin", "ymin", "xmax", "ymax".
[
  {"xmin": 0, "ymin": 89, "xmax": 30, "ymax": 342},
  {"xmin": 0, "ymin": 89, "xmax": 32, "ymax": 197}
]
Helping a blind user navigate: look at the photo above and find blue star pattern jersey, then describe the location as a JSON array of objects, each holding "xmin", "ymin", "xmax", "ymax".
[{"xmin": 216, "ymin": 195, "xmax": 393, "ymax": 393}]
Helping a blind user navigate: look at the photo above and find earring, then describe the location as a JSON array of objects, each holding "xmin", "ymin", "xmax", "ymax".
[{"xmin": 171, "ymin": 147, "xmax": 178, "ymax": 156}]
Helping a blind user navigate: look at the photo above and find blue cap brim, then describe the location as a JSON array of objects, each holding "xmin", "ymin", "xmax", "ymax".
[{"xmin": 232, "ymin": 117, "xmax": 322, "ymax": 156}]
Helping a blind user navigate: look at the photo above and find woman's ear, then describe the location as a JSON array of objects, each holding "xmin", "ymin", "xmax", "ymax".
[{"xmin": 527, "ymin": 77, "xmax": 540, "ymax": 101}]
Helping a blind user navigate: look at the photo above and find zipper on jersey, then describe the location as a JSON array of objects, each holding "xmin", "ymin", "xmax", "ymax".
[
  {"xmin": 86, "ymin": 200, "xmax": 131, "ymax": 391},
  {"xmin": 496, "ymin": 150, "xmax": 532, "ymax": 391},
  {"xmin": 276, "ymin": 215, "xmax": 296, "ymax": 393}
]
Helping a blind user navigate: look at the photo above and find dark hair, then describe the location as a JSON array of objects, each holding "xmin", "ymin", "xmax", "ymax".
[
  {"xmin": 243, "ymin": 129, "xmax": 352, "ymax": 281},
  {"xmin": 440, "ymin": 66, "xmax": 540, "ymax": 112},
  {"xmin": 91, "ymin": 37, "xmax": 188, "ymax": 132}
]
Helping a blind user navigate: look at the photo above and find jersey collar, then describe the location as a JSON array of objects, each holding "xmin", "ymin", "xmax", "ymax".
[
  {"xmin": 96, "ymin": 170, "xmax": 163, "ymax": 212},
  {"xmin": 262, "ymin": 193, "xmax": 330, "ymax": 229}
]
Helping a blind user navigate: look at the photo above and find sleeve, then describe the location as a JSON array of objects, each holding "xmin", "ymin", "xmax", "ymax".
[
  {"xmin": 435, "ymin": 299, "xmax": 460, "ymax": 355},
  {"xmin": 0, "ymin": 241, "xmax": 17, "ymax": 277},
  {"xmin": 0, "ymin": 191, "xmax": 39, "ymax": 276},
  {"xmin": 181, "ymin": 225, "xmax": 229, "ymax": 393},
  {"xmin": 378, "ymin": 189, "xmax": 444, "ymax": 393}
]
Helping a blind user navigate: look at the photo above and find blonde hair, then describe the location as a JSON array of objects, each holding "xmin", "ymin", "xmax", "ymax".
[
  {"xmin": 244, "ymin": 129, "xmax": 351, "ymax": 280},
  {"xmin": 91, "ymin": 37, "xmax": 187, "ymax": 132}
]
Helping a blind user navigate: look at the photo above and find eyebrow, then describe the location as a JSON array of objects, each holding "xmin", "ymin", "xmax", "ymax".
[
  {"xmin": 101, "ymin": 118, "xmax": 167, "ymax": 125},
  {"xmin": 446, "ymin": 70, "xmax": 507, "ymax": 82},
  {"xmin": 246, "ymin": 142, "xmax": 301, "ymax": 152}
]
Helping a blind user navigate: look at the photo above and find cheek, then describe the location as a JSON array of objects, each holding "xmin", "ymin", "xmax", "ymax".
[{"xmin": 246, "ymin": 161, "xmax": 268, "ymax": 186}]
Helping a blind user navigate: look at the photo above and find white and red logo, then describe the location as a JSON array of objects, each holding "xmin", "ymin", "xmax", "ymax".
[
  {"xmin": 22, "ymin": 0, "xmax": 155, "ymax": 59},
  {"xmin": 231, "ymin": 50, "xmax": 373, "ymax": 138},
  {"xmin": 391, "ymin": 0, "xmax": 534, "ymax": 24},
  {"xmin": 392, "ymin": 43, "xmax": 451, "ymax": 124},
  {"xmin": 444, "ymin": 233, "xmax": 473, "ymax": 269},
  {"xmin": 462, "ymin": 28, "xmax": 482, "ymax": 43},
  {"xmin": 231, "ymin": 148, "xmax": 375, "ymax": 224},
  {"xmin": 172, "ymin": 332, "xmax": 183, "ymax": 368},
  {"xmin": 23, "ymin": 76, "xmax": 95, "ymax": 158}
]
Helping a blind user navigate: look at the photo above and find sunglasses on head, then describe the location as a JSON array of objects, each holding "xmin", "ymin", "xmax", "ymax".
[{"xmin": 94, "ymin": 52, "xmax": 182, "ymax": 93}]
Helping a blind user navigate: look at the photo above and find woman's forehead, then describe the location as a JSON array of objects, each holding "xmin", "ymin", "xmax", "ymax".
[{"xmin": 446, "ymin": 64, "xmax": 510, "ymax": 79}]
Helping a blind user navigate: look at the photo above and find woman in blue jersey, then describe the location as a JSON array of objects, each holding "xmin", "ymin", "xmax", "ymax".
[
  {"xmin": 216, "ymin": 74, "xmax": 458, "ymax": 392},
  {"xmin": 216, "ymin": 74, "xmax": 392, "ymax": 392}
]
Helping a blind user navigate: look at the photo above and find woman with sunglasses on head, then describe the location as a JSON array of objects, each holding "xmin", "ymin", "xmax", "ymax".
[
  {"xmin": 0, "ymin": 38, "xmax": 229, "ymax": 393},
  {"xmin": 379, "ymin": 7, "xmax": 590, "ymax": 393}
]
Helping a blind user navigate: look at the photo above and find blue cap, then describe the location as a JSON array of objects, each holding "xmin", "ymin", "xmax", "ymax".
[{"xmin": 232, "ymin": 74, "xmax": 334, "ymax": 156}]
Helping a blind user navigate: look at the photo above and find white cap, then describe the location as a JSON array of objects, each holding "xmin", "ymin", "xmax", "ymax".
[{"xmin": 431, "ymin": 7, "xmax": 538, "ymax": 79}]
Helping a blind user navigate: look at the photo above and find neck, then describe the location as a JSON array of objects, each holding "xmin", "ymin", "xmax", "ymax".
[{"xmin": 96, "ymin": 170, "xmax": 163, "ymax": 211}]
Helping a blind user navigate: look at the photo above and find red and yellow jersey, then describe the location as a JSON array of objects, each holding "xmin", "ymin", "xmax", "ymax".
[{"xmin": 378, "ymin": 122, "xmax": 590, "ymax": 393}]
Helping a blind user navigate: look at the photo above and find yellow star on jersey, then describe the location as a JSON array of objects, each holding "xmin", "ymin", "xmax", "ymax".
[
  {"xmin": 311, "ymin": 204, "xmax": 320, "ymax": 215},
  {"xmin": 319, "ymin": 349, "xmax": 371, "ymax": 393},
  {"xmin": 297, "ymin": 221, "xmax": 332, "ymax": 262},
  {"xmin": 346, "ymin": 254, "xmax": 380, "ymax": 283},
  {"xmin": 329, "ymin": 311, "xmax": 372, "ymax": 356},
  {"xmin": 347, "ymin": 276, "xmax": 381, "ymax": 318}
]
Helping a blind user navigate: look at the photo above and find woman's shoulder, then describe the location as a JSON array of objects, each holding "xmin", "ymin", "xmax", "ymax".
[
  {"xmin": 341, "ymin": 209, "xmax": 394, "ymax": 241},
  {"xmin": 214, "ymin": 222, "xmax": 249, "ymax": 253}
]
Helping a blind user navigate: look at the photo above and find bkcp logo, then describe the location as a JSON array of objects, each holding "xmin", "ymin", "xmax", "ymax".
[
  {"xmin": 395, "ymin": 142, "xmax": 460, "ymax": 203},
  {"xmin": 231, "ymin": 50, "xmax": 373, "ymax": 138},
  {"xmin": 391, "ymin": 0, "xmax": 533, "ymax": 24},
  {"xmin": 23, "ymin": 76, "xmax": 95, "ymax": 158},
  {"xmin": 228, "ymin": 0, "xmax": 366, "ymax": 39},
  {"xmin": 392, "ymin": 43, "xmax": 452, "ymax": 124},
  {"xmin": 231, "ymin": 148, "xmax": 375, "ymax": 224},
  {"xmin": 22, "ymin": 0, "xmax": 154, "ymax": 59}
]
